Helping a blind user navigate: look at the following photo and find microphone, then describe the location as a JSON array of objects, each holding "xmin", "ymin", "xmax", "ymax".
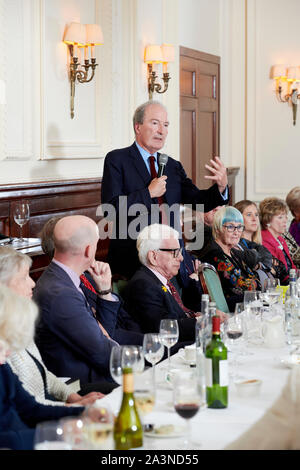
[{"xmin": 157, "ymin": 154, "xmax": 169, "ymax": 178}]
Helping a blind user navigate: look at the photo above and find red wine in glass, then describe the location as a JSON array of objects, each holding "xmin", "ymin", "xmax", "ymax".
[{"xmin": 175, "ymin": 403, "xmax": 199, "ymax": 419}]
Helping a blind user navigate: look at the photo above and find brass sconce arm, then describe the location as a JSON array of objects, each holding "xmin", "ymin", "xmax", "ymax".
[
  {"xmin": 148, "ymin": 64, "xmax": 170, "ymax": 100},
  {"xmin": 69, "ymin": 51, "xmax": 99, "ymax": 119}
]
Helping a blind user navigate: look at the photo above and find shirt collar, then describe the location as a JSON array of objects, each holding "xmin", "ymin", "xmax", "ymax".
[
  {"xmin": 52, "ymin": 259, "xmax": 81, "ymax": 290},
  {"xmin": 147, "ymin": 267, "xmax": 170, "ymax": 291},
  {"xmin": 135, "ymin": 141, "xmax": 158, "ymax": 160}
]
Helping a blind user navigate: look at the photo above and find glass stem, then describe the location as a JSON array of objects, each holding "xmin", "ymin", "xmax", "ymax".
[
  {"xmin": 20, "ymin": 225, "xmax": 23, "ymax": 241},
  {"xmin": 186, "ymin": 419, "xmax": 191, "ymax": 449},
  {"xmin": 167, "ymin": 347, "xmax": 171, "ymax": 370},
  {"xmin": 152, "ymin": 363, "xmax": 156, "ymax": 385}
]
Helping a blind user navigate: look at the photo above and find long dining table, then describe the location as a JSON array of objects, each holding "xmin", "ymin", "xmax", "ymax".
[{"xmin": 98, "ymin": 341, "xmax": 292, "ymax": 451}]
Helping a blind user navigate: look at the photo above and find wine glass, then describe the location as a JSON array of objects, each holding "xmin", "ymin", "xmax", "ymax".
[
  {"xmin": 121, "ymin": 345, "xmax": 145, "ymax": 374},
  {"xmin": 224, "ymin": 313, "xmax": 245, "ymax": 378},
  {"xmin": 173, "ymin": 374, "xmax": 200, "ymax": 449},
  {"xmin": 261, "ymin": 278, "xmax": 281, "ymax": 306},
  {"xmin": 134, "ymin": 374, "xmax": 155, "ymax": 420},
  {"xmin": 109, "ymin": 346, "xmax": 124, "ymax": 385},
  {"xmin": 142, "ymin": 333, "xmax": 164, "ymax": 386},
  {"xmin": 159, "ymin": 319, "xmax": 179, "ymax": 371},
  {"xmin": 34, "ymin": 421, "xmax": 72, "ymax": 450},
  {"xmin": 59, "ymin": 417, "xmax": 88, "ymax": 450},
  {"xmin": 81, "ymin": 406, "xmax": 114, "ymax": 450},
  {"xmin": 12, "ymin": 201, "xmax": 30, "ymax": 243}
]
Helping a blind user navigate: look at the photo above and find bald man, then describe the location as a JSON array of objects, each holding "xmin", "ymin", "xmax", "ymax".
[{"xmin": 34, "ymin": 215, "xmax": 129, "ymax": 392}]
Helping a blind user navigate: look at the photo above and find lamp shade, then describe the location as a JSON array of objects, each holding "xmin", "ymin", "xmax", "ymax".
[
  {"xmin": 63, "ymin": 22, "xmax": 86, "ymax": 45},
  {"xmin": 144, "ymin": 45, "xmax": 163, "ymax": 63},
  {"xmin": 86, "ymin": 24, "xmax": 104, "ymax": 45},
  {"xmin": 287, "ymin": 66, "xmax": 300, "ymax": 82},
  {"xmin": 161, "ymin": 43, "xmax": 175, "ymax": 63},
  {"xmin": 270, "ymin": 64, "xmax": 287, "ymax": 79}
]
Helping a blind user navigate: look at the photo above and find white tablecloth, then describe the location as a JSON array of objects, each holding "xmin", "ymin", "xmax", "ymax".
[{"xmin": 100, "ymin": 343, "xmax": 292, "ymax": 450}]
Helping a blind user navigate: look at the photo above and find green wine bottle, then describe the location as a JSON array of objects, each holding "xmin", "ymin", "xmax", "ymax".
[
  {"xmin": 113, "ymin": 367, "xmax": 143, "ymax": 450},
  {"xmin": 205, "ymin": 316, "xmax": 228, "ymax": 409}
]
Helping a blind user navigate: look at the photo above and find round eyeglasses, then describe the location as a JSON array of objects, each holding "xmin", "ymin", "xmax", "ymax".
[{"xmin": 223, "ymin": 224, "xmax": 244, "ymax": 233}]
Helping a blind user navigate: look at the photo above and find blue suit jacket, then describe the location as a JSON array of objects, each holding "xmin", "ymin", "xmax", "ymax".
[
  {"xmin": 101, "ymin": 143, "xmax": 228, "ymax": 277},
  {"xmin": 34, "ymin": 262, "xmax": 120, "ymax": 384},
  {"xmin": 0, "ymin": 363, "xmax": 83, "ymax": 450},
  {"xmin": 122, "ymin": 266, "xmax": 196, "ymax": 342}
]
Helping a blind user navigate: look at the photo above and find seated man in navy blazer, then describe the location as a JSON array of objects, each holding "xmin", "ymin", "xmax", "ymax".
[
  {"xmin": 122, "ymin": 224, "xmax": 226, "ymax": 343},
  {"xmin": 101, "ymin": 100, "xmax": 229, "ymax": 278},
  {"xmin": 34, "ymin": 215, "xmax": 141, "ymax": 388}
]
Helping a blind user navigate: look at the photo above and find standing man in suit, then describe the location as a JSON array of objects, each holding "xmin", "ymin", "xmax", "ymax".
[
  {"xmin": 34, "ymin": 215, "xmax": 126, "ymax": 390},
  {"xmin": 101, "ymin": 100, "xmax": 229, "ymax": 278}
]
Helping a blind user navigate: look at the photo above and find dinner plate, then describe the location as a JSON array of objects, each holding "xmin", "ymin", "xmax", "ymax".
[
  {"xmin": 280, "ymin": 355, "xmax": 300, "ymax": 368},
  {"xmin": 144, "ymin": 424, "xmax": 185, "ymax": 439}
]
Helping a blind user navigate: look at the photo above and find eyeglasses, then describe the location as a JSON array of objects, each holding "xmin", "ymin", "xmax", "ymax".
[
  {"xmin": 223, "ymin": 224, "xmax": 244, "ymax": 233},
  {"xmin": 158, "ymin": 247, "xmax": 183, "ymax": 258}
]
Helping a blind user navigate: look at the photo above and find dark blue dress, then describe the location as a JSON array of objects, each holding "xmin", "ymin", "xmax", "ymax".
[{"xmin": 0, "ymin": 363, "xmax": 83, "ymax": 450}]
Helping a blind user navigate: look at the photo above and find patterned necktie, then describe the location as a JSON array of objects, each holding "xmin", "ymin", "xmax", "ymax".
[
  {"xmin": 149, "ymin": 155, "xmax": 168, "ymax": 224},
  {"xmin": 80, "ymin": 274, "xmax": 97, "ymax": 294},
  {"xmin": 167, "ymin": 280, "xmax": 196, "ymax": 319}
]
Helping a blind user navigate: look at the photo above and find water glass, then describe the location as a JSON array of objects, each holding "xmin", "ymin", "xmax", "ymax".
[
  {"xmin": 34, "ymin": 421, "xmax": 71, "ymax": 450},
  {"xmin": 159, "ymin": 319, "xmax": 179, "ymax": 371},
  {"xmin": 143, "ymin": 333, "xmax": 164, "ymax": 386}
]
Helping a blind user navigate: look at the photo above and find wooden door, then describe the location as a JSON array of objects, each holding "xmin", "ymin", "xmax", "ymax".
[{"xmin": 180, "ymin": 47, "xmax": 220, "ymax": 189}]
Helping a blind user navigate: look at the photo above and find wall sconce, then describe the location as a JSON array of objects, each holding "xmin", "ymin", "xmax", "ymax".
[
  {"xmin": 144, "ymin": 43, "xmax": 174, "ymax": 100},
  {"xmin": 271, "ymin": 64, "xmax": 300, "ymax": 126},
  {"xmin": 63, "ymin": 22, "xmax": 104, "ymax": 119}
]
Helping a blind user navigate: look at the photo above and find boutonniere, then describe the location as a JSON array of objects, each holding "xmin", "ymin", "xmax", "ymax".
[{"xmin": 162, "ymin": 285, "xmax": 167, "ymax": 292}]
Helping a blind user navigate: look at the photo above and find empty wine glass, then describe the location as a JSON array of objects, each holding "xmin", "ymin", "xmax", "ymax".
[
  {"xmin": 159, "ymin": 319, "xmax": 179, "ymax": 371},
  {"xmin": 34, "ymin": 421, "xmax": 71, "ymax": 450},
  {"xmin": 122, "ymin": 345, "xmax": 145, "ymax": 374},
  {"xmin": 134, "ymin": 375, "xmax": 155, "ymax": 420},
  {"xmin": 173, "ymin": 373, "xmax": 200, "ymax": 449},
  {"xmin": 109, "ymin": 346, "xmax": 123, "ymax": 385},
  {"xmin": 143, "ymin": 333, "xmax": 164, "ymax": 386},
  {"xmin": 12, "ymin": 201, "xmax": 30, "ymax": 243},
  {"xmin": 261, "ymin": 278, "xmax": 281, "ymax": 306}
]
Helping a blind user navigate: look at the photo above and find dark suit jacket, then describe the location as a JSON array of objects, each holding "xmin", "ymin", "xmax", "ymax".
[
  {"xmin": 101, "ymin": 142, "xmax": 229, "ymax": 277},
  {"xmin": 34, "ymin": 262, "xmax": 121, "ymax": 384},
  {"xmin": 81, "ymin": 272, "xmax": 144, "ymax": 345},
  {"xmin": 122, "ymin": 265, "xmax": 196, "ymax": 342},
  {"xmin": 0, "ymin": 363, "xmax": 83, "ymax": 450}
]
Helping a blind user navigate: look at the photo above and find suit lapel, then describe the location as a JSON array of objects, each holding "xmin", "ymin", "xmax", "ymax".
[{"xmin": 129, "ymin": 143, "xmax": 152, "ymax": 186}]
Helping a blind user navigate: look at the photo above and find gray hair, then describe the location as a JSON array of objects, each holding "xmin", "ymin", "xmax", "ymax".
[
  {"xmin": 133, "ymin": 100, "xmax": 167, "ymax": 134},
  {"xmin": 0, "ymin": 246, "xmax": 32, "ymax": 285},
  {"xmin": 0, "ymin": 284, "xmax": 38, "ymax": 352},
  {"xmin": 137, "ymin": 224, "xmax": 179, "ymax": 266}
]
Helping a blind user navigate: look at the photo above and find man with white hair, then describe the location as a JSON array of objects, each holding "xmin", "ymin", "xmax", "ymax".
[
  {"xmin": 123, "ymin": 224, "xmax": 199, "ymax": 341},
  {"xmin": 34, "ymin": 215, "xmax": 126, "ymax": 391}
]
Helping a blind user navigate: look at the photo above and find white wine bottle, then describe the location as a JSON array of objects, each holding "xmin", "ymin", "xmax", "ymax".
[{"xmin": 113, "ymin": 367, "xmax": 143, "ymax": 450}]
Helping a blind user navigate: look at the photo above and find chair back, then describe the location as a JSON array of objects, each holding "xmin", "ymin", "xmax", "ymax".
[{"xmin": 198, "ymin": 263, "xmax": 230, "ymax": 313}]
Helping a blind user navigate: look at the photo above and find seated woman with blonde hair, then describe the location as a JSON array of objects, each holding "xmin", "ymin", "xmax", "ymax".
[
  {"xmin": 0, "ymin": 246, "xmax": 103, "ymax": 407},
  {"xmin": 0, "ymin": 285, "xmax": 86, "ymax": 450},
  {"xmin": 201, "ymin": 206, "xmax": 259, "ymax": 305}
]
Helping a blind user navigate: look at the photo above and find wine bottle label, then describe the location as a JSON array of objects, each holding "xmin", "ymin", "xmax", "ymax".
[
  {"xmin": 123, "ymin": 373, "xmax": 134, "ymax": 393},
  {"xmin": 205, "ymin": 358, "xmax": 228, "ymax": 387}
]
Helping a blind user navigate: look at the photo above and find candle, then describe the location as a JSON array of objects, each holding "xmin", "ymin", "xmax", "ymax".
[
  {"xmin": 91, "ymin": 44, "xmax": 95, "ymax": 59},
  {"xmin": 73, "ymin": 43, "xmax": 78, "ymax": 59},
  {"xmin": 84, "ymin": 45, "xmax": 88, "ymax": 62},
  {"xmin": 163, "ymin": 62, "xmax": 168, "ymax": 74}
]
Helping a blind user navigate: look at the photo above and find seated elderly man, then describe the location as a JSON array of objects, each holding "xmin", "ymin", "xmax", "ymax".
[
  {"xmin": 34, "ymin": 215, "xmax": 141, "ymax": 387},
  {"xmin": 123, "ymin": 224, "xmax": 226, "ymax": 342}
]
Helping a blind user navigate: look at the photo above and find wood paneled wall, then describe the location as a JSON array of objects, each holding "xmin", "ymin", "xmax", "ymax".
[{"xmin": 0, "ymin": 178, "xmax": 110, "ymax": 262}]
